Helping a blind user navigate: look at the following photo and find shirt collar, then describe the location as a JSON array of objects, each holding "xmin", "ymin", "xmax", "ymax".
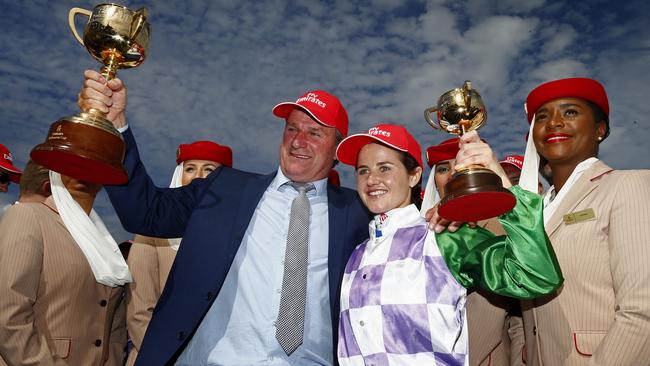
[
  {"xmin": 368, "ymin": 204, "xmax": 424, "ymax": 240},
  {"xmin": 271, "ymin": 167, "xmax": 328, "ymax": 197}
]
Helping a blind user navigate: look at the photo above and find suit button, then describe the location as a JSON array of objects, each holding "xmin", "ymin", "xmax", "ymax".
[
  {"xmin": 177, "ymin": 331, "xmax": 186, "ymax": 340},
  {"xmin": 533, "ymin": 326, "xmax": 537, "ymax": 335},
  {"xmin": 99, "ymin": 300, "xmax": 107, "ymax": 307},
  {"xmin": 95, "ymin": 339, "xmax": 102, "ymax": 347}
]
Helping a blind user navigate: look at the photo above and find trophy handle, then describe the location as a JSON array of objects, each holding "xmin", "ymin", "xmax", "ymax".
[
  {"xmin": 129, "ymin": 8, "xmax": 148, "ymax": 40},
  {"xmin": 424, "ymin": 106, "xmax": 441, "ymax": 130},
  {"xmin": 68, "ymin": 7, "xmax": 92, "ymax": 46}
]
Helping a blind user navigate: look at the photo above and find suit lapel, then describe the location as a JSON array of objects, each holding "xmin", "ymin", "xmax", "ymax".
[
  {"xmin": 229, "ymin": 172, "xmax": 276, "ymax": 247},
  {"xmin": 545, "ymin": 161, "xmax": 613, "ymax": 237},
  {"xmin": 327, "ymin": 184, "xmax": 347, "ymax": 313}
]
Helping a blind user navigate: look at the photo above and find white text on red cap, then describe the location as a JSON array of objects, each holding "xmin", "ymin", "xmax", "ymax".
[
  {"xmin": 368, "ymin": 127, "xmax": 391, "ymax": 137},
  {"xmin": 505, "ymin": 156, "xmax": 522, "ymax": 164},
  {"xmin": 3, "ymin": 153, "xmax": 12, "ymax": 162},
  {"xmin": 296, "ymin": 93, "xmax": 327, "ymax": 108}
]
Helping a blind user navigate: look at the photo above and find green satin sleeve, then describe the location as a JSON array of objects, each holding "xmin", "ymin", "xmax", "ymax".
[{"xmin": 435, "ymin": 185, "xmax": 563, "ymax": 299}]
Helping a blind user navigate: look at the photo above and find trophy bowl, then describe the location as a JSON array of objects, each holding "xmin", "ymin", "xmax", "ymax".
[
  {"xmin": 424, "ymin": 81, "xmax": 516, "ymax": 222},
  {"xmin": 31, "ymin": 3, "xmax": 150, "ymax": 185},
  {"xmin": 425, "ymin": 82, "xmax": 487, "ymax": 135}
]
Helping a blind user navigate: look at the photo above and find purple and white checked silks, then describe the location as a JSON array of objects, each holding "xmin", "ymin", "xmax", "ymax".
[{"xmin": 338, "ymin": 204, "xmax": 468, "ymax": 366}]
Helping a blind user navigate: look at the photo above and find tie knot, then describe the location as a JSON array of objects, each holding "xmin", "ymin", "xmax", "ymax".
[{"xmin": 291, "ymin": 182, "xmax": 313, "ymax": 195}]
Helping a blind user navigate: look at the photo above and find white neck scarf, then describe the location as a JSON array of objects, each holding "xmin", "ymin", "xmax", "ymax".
[
  {"xmin": 519, "ymin": 114, "xmax": 541, "ymax": 194},
  {"xmin": 167, "ymin": 163, "xmax": 184, "ymax": 251},
  {"xmin": 420, "ymin": 165, "xmax": 442, "ymax": 216},
  {"xmin": 49, "ymin": 171, "xmax": 132, "ymax": 287},
  {"xmin": 542, "ymin": 157, "xmax": 599, "ymax": 224}
]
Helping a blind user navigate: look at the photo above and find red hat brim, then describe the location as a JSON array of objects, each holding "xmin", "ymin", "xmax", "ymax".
[
  {"xmin": 176, "ymin": 142, "xmax": 233, "ymax": 167},
  {"xmin": 499, "ymin": 161, "xmax": 523, "ymax": 171},
  {"xmin": 336, "ymin": 134, "xmax": 411, "ymax": 167},
  {"xmin": 525, "ymin": 77, "xmax": 609, "ymax": 122},
  {"xmin": 272, "ymin": 102, "xmax": 342, "ymax": 133},
  {"xmin": 426, "ymin": 139, "xmax": 460, "ymax": 168},
  {"xmin": 0, "ymin": 161, "xmax": 22, "ymax": 183}
]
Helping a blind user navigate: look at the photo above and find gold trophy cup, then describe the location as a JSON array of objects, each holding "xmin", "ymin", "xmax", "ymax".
[
  {"xmin": 31, "ymin": 3, "xmax": 150, "ymax": 185},
  {"xmin": 424, "ymin": 81, "xmax": 515, "ymax": 222}
]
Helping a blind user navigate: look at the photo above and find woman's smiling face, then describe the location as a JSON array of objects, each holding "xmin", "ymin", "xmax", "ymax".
[
  {"xmin": 355, "ymin": 143, "xmax": 421, "ymax": 214},
  {"xmin": 532, "ymin": 98, "xmax": 606, "ymax": 166}
]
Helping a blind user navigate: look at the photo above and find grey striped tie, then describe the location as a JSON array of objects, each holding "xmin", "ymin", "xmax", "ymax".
[{"xmin": 276, "ymin": 182, "xmax": 313, "ymax": 355}]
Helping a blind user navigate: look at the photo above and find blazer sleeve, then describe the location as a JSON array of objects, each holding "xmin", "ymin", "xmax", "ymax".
[
  {"xmin": 507, "ymin": 312, "xmax": 526, "ymax": 366},
  {"xmin": 0, "ymin": 205, "xmax": 65, "ymax": 366},
  {"xmin": 436, "ymin": 185, "xmax": 564, "ymax": 299},
  {"xmin": 105, "ymin": 128, "xmax": 220, "ymax": 238},
  {"xmin": 126, "ymin": 236, "xmax": 161, "ymax": 354},
  {"xmin": 590, "ymin": 171, "xmax": 650, "ymax": 365}
]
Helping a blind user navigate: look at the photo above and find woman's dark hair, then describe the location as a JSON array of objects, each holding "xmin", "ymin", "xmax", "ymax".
[
  {"xmin": 399, "ymin": 151, "xmax": 423, "ymax": 210},
  {"xmin": 585, "ymin": 100, "xmax": 610, "ymax": 141}
]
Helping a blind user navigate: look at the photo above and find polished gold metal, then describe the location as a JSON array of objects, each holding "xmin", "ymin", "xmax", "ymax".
[
  {"xmin": 68, "ymin": 3, "xmax": 150, "ymax": 129},
  {"xmin": 31, "ymin": 3, "xmax": 151, "ymax": 184},
  {"xmin": 563, "ymin": 208, "xmax": 596, "ymax": 225},
  {"xmin": 424, "ymin": 80, "xmax": 515, "ymax": 221},
  {"xmin": 424, "ymin": 80, "xmax": 487, "ymax": 136}
]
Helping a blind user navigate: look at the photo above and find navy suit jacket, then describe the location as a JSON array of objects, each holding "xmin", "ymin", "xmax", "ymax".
[{"xmin": 106, "ymin": 129, "xmax": 370, "ymax": 365}]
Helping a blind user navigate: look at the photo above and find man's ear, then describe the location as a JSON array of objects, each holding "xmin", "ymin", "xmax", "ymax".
[{"xmin": 41, "ymin": 181, "xmax": 52, "ymax": 197}]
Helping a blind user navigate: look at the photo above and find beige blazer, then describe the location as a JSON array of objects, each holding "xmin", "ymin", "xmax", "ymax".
[
  {"xmin": 522, "ymin": 161, "xmax": 650, "ymax": 365},
  {"xmin": 0, "ymin": 198, "xmax": 126, "ymax": 366},
  {"xmin": 125, "ymin": 235, "xmax": 176, "ymax": 366},
  {"xmin": 467, "ymin": 289, "xmax": 525, "ymax": 366},
  {"xmin": 465, "ymin": 219, "xmax": 525, "ymax": 366}
]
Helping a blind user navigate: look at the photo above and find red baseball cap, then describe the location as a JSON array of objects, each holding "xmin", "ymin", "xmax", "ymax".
[
  {"xmin": 176, "ymin": 141, "xmax": 233, "ymax": 167},
  {"xmin": 425, "ymin": 138, "xmax": 460, "ymax": 168},
  {"xmin": 499, "ymin": 155, "xmax": 524, "ymax": 171},
  {"xmin": 336, "ymin": 124, "xmax": 423, "ymax": 168},
  {"xmin": 525, "ymin": 77, "xmax": 609, "ymax": 122},
  {"xmin": 272, "ymin": 90, "xmax": 349, "ymax": 137},
  {"xmin": 0, "ymin": 144, "xmax": 22, "ymax": 183}
]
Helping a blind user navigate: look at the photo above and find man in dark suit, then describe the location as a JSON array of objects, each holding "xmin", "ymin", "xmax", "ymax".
[{"xmin": 78, "ymin": 70, "xmax": 370, "ymax": 365}]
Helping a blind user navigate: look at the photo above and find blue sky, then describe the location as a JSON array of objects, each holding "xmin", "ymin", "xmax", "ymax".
[{"xmin": 2, "ymin": 0, "xmax": 649, "ymax": 240}]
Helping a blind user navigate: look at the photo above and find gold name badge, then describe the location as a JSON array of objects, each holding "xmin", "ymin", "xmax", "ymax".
[{"xmin": 563, "ymin": 208, "xmax": 596, "ymax": 225}]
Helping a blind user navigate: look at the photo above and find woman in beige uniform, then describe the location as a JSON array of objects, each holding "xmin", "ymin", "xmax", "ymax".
[
  {"xmin": 519, "ymin": 77, "xmax": 650, "ymax": 365},
  {"xmin": 0, "ymin": 169, "xmax": 130, "ymax": 365}
]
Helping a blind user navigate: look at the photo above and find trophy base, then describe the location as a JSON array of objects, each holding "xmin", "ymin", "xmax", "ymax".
[
  {"xmin": 438, "ymin": 168, "xmax": 516, "ymax": 222},
  {"xmin": 30, "ymin": 114, "xmax": 128, "ymax": 185}
]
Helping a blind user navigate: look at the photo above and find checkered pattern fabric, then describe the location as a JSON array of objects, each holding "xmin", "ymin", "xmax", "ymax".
[{"xmin": 338, "ymin": 205, "xmax": 468, "ymax": 366}]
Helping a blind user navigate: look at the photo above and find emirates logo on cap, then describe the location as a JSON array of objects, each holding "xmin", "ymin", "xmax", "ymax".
[
  {"xmin": 296, "ymin": 92, "xmax": 327, "ymax": 109},
  {"xmin": 3, "ymin": 153, "xmax": 12, "ymax": 162},
  {"xmin": 506, "ymin": 156, "xmax": 522, "ymax": 164},
  {"xmin": 368, "ymin": 127, "xmax": 391, "ymax": 137}
]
